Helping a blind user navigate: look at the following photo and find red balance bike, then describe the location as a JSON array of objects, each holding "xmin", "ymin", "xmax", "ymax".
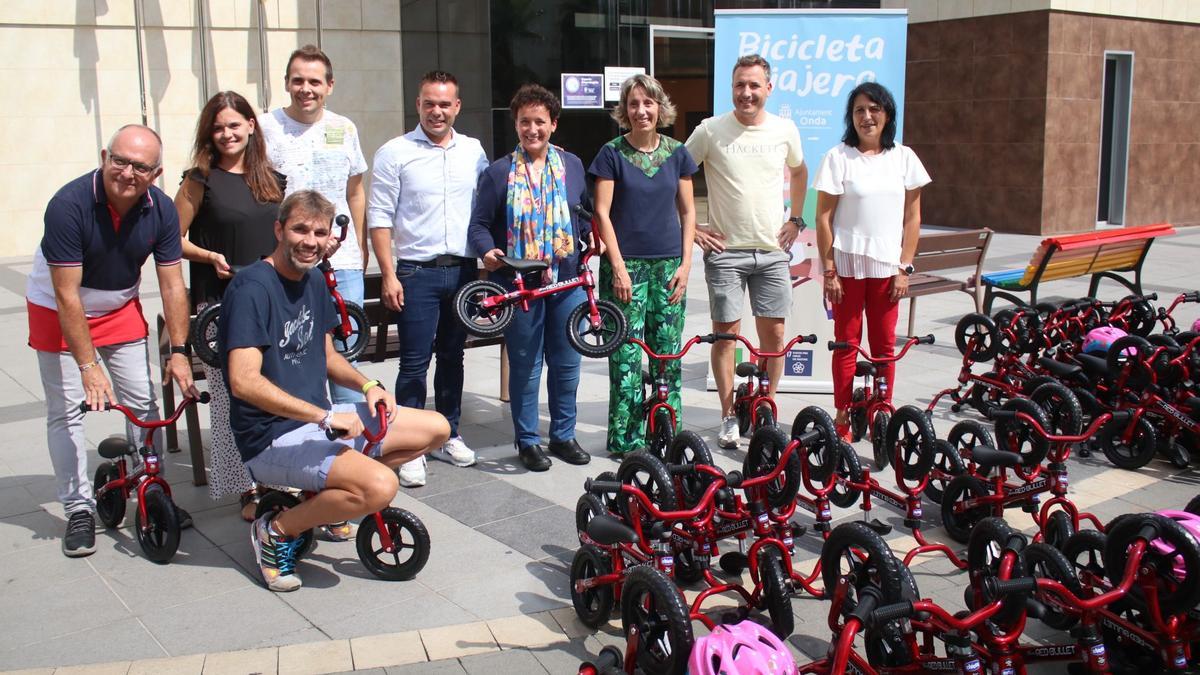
[
  {"xmin": 729, "ymin": 332, "xmax": 820, "ymax": 435},
  {"xmin": 190, "ymin": 214, "xmax": 370, "ymax": 367},
  {"xmin": 83, "ymin": 393, "xmax": 210, "ymax": 563},
  {"xmin": 453, "ymin": 205, "xmax": 627, "ymax": 358},
  {"xmin": 254, "ymin": 401, "xmax": 430, "ymax": 580}
]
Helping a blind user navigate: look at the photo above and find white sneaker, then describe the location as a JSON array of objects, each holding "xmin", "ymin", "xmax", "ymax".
[
  {"xmin": 398, "ymin": 456, "xmax": 427, "ymax": 488},
  {"xmin": 435, "ymin": 436, "xmax": 476, "ymax": 467},
  {"xmin": 717, "ymin": 416, "xmax": 740, "ymax": 449}
]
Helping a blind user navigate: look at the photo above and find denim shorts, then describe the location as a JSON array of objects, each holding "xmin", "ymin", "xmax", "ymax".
[
  {"xmin": 244, "ymin": 403, "xmax": 376, "ymax": 492},
  {"xmin": 703, "ymin": 249, "xmax": 792, "ymax": 323}
]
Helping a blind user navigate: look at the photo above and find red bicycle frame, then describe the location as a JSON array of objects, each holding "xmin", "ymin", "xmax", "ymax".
[
  {"xmin": 832, "ymin": 334, "xmax": 932, "ymax": 439},
  {"xmin": 628, "ymin": 333, "xmax": 737, "ymax": 441},
  {"xmin": 728, "ymin": 332, "xmax": 819, "ymax": 430}
]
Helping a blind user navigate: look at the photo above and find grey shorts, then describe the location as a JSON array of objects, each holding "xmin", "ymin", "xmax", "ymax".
[
  {"xmin": 244, "ymin": 403, "xmax": 374, "ymax": 493},
  {"xmin": 703, "ymin": 249, "xmax": 792, "ymax": 323}
]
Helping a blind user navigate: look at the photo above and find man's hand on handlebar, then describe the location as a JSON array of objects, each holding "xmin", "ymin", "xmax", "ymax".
[
  {"xmin": 381, "ymin": 273, "xmax": 405, "ymax": 312},
  {"xmin": 365, "ymin": 386, "xmax": 396, "ymax": 422},
  {"xmin": 165, "ymin": 353, "xmax": 200, "ymax": 400},
  {"xmin": 693, "ymin": 225, "xmax": 726, "ymax": 253},
  {"xmin": 328, "ymin": 411, "xmax": 365, "ymax": 439},
  {"xmin": 82, "ymin": 366, "xmax": 116, "ymax": 411},
  {"xmin": 482, "ymin": 248, "xmax": 505, "ymax": 272}
]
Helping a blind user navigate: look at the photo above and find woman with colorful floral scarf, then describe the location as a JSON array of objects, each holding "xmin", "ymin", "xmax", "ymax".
[
  {"xmin": 588, "ymin": 75, "xmax": 698, "ymax": 455},
  {"xmin": 467, "ymin": 84, "xmax": 594, "ymax": 472}
]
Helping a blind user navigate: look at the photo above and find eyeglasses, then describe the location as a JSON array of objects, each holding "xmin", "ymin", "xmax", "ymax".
[
  {"xmin": 108, "ymin": 154, "xmax": 159, "ymax": 177},
  {"xmin": 853, "ymin": 105, "xmax": 885, "ymax": 117}
]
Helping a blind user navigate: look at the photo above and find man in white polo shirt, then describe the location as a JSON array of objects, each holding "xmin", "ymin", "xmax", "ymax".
[
  {"xmin": 686, "ymin": 54, "xmax": 808, "ymax": 450},
  {"xmin": 368, "ymin": 71, "xmax": 489, "ymax": 487}
]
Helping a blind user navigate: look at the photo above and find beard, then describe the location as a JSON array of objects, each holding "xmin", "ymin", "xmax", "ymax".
[{"xmin": 286, "ymin": 245, "xmax": 320, "ymax": 273}]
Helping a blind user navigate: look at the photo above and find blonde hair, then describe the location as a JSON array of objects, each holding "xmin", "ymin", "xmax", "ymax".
[{"xmin": 610, "ymin": 74, "xmax": 677, "ymax": 129}]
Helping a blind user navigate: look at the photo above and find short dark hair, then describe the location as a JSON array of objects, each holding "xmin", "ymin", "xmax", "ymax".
[
  {"xmin": 285, "ymin": 44, "xmax": 333, "ymax": 82},
  {"xmin": 841, "ymin": 82, "xmax": 898, "ymax": 150},
  {"xmin": 509, "ymin": 83, "xmax": 561, "ymax": 122},
  {"xmin": 279, "ymin": 190, "xmax": 335, "ymax": 226},
  {"xmin": 733, "ymin": 54, "xmax": 771, "ymax": 81}
]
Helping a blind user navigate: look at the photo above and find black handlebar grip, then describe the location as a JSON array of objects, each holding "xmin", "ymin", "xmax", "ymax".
[
  {"xmin": 1145, "ymin": 292, "xmax": 1158, "ymax": 302},
  {"xmin": 588, "ymin": 480, "xmax": 624, "ymax": 495},
  {"xmin": 1136, "ymin": 520, "xmax": 1162, "ymax": 543},
  {"xmin": 668, "ymin": 463, "xmax": 696, "ymax": 476},
  {"xmin": 869, "ymin": 601, "xmax": 915, "ymax": 627},
  {"xmin": 828, "ymin": 341, "xmax": 850, "ymax": 351},
  {"xmin": 725, "ymin": 470, "xmax": 743, "ymax": 488},
  {"xmin": 325, "ymin": 427, "xmax": 349, "ymax": 441},
  {"xmin": 78, "ymin": 401, "xmax": 90, "ymax": 415},
  {"xmin": 572, "ymin": 204, "xmax": 594, "ymax": 221},
  {"xmin": 800, "ymin": 334, "xmax": 818, "ymax": 344},
  {"xmin": 984, "ymin": 576, "xmax": 1038, "ymax": 599},
  {"xmin": 848, "ymin": 587, "xmax": 883, "ymax": 624},
  {"xmin": 919, "ymin": 334, "xmax": 936, "ymax": 345},
  {"xmin": 334, "ymin": 214, "xmax": 350, "ymax": 242},
  {"xmin": 712, "ymin": 332, "xmax": 738, "ymax": 341},
  {"xmin": 198, "ymin": 391, "xmax": 211, "ymax": 404},
  {"xmin": 593, "ymin": 645, "xmax": 623, "ymax": 672},
  {"xmin": 1108, "ymin": 410, "xmax": 1133, "ymax": 424},
  {"xmin": 796, "ymin": 429, "xmax": 822, "ymax": 447},
  {"xmin": 1185, "ymin": 292, "xmax": 1200, "ymax": 303},
  {"xmin": 988, "ymin": 409, "xmax": 1016, "ymax": 420}
]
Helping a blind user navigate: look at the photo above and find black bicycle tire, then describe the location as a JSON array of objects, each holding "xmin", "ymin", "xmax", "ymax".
[
  {"xmin": 955, "ymin": 312, "xmax": 999, "ymax": 362},
  {"xmin": 886, "ymin": 405, "xmax": 937, "ymax": 481},
  {"xmin": 820, "ymin": 521, "xmax": 904, "ymax": 613},
  {"xmin": 620, "ymin": 565, "xmax": 694, "ymax": 675},
  {"xmin": 570, "ymin": 544, "xmax": 615, "ymax": 628},
  {"xmin": 1044, "ymin": 510, "xmax": 1076, "ymax": 551},
  {"xmin": 791, "ymin": 405, "xmax": 839, "ymax": 483},
  {"xmin": 940, "ymin": 474, "xmax": 991, "ymax": 544},
  {"xmin": 1024, "ymin": 542, "xmax": 1082, "ymax": 630},
  {"xmin": 828, "ymin": 441, "xmax": 864, "ymax": 509},
  {"xmin": 1105, "ymin": 513, "xmax": 1200, "ymax": 614},
  {"xmin": 453, "ymin": 280, "xmax": 514, "ymax": 338},
  {"xmin": 649, "ymin": 407, "xmax": 674, "ymax": 462},
  {"xmin": 94, "ymin": 462, "xmax": 126, "ymax": 528},
  {"xmin": 1098, "ymin": 415, "xmax": 1157, "ymax": 470},
  {"xmin": 742, "ymin": 425, "xmax": 802, "ymax": 510},
  {"xmin": 947, "ymin": 418, "xmax": 995, "ymax": 477},
  {"xmin": 850, "ymin": 387, "xmax": 868, "ymax": 442},
  {"xmin": 190, "ymin": 302, "xmax": 223, "ymax": 368},
  {"xmin": 966, "ymin": 516, "xmax": 1028, "ymax": 629},
  {"xmin": 871, "ymin": 410, "xmax": 891, "ymax": 472},
  {"xmin": 330, "ymin": 300, "xmax": 370, "ymax": 362},
  {"xmin": 924, "ymin": 439, "xmax": 965, "ymax": 505},
  {"xmin": 356, "ymin": 508, "xmax": 431, "ymax": 581},
  {"xmin": 616, "ymin": 451, "xmax": 678, "ymax": 529},
  {"xmin": 136, "ymin": 484, "xmax": 180, "ymax": 564},
  {"xmin": 575, "ymin": 493, "xmax": 609, "ymax": 536},
  {"xmin": 566, "ymin": 299, "xmax": 628, "ymax": 358},
  {"xmin": 758, "ymin": 548, "xmax": 794, "ymax": 638},
  {"xmin": 994, "ymin": 397, "xmax": 1053, "ymax": 467},
  {"xmin": 1030, "ymin": 382, "xmax": 1085, "ymax": 437}
]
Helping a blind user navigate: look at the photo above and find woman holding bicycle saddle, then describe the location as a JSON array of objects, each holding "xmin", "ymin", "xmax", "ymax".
[
  {"xmin": 588, "ymin": 74, "xmax": 698, "ymax": 455},
  {"xmin": 813, "ymin": 82, "xmax": 930, "ymax": 441},
  {"xmin": 467, "ymin": 84, "xmax": 594, "ymax": 472},
  {"xmin": 174, "ymin": 91, "xmax": 284, "ymax": 521}
]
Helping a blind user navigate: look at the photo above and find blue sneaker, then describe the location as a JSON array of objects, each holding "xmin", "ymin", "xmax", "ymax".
[{"xmin": 250, "ymin": 513, "xmax": 302, "ymax": 592}]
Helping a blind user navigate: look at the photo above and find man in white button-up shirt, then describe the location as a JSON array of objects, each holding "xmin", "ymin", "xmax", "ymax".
[{"xmin": 368, "ymin": 71, "xmax": 489, "ymax": 488}]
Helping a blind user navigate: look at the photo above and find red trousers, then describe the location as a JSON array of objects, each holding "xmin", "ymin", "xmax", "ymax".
[{"xmin": 832, "ymin": 276, "xmax": 899, "ymax": 409}]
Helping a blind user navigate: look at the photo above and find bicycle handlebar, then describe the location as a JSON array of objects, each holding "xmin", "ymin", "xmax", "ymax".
[
  {"xmin": 827, "ymin": 334, "xmax": 932, "ymax": 362},
  {"xmin": 324, "ymin": 401, "xmax": 390, "ymax": 443},
  {"xmin": 80, "ymin": 392, "xmax": 210, "ymax": 426},
  {"xmin": 988, "ymin": 406, "xmax": 1131, "ymax": 442},
  {"xmin": 333, "ymin": 214, "xmax": 350, "ymax": 242},
  {"xmin": 983, "ymin": 576, "xmax": 1038, "ymax": 600},
  {"xmin": 1184, "ymin": 292, "xmax": 1200, "ymax": 303}
]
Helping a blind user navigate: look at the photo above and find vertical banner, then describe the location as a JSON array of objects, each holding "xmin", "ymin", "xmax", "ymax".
[{"xmin": 708, "ymin": 9, "xmax": 908, "ymax": 393}]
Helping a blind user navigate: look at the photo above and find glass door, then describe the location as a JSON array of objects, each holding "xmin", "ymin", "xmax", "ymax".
[{"xmin": 649, "ymin": 25, "xmax": 714, "ymax": 194}]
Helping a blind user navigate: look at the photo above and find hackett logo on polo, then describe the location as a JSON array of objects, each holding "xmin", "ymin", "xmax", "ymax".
[{"xmin": 720, "ymin": 141, "xmax": 791, "ymax": 156}]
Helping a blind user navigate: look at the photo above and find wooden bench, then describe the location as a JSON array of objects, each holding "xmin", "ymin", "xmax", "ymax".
[
  {"xmin": 160, "ymin": 269, "xmax": 509, "ymax": 486},
  {"xmin": 980, "ymin": 222, "xmax": 1175, "ymax": 313},
  {"xmin": 904, "ymin": 228, "xmax": 993, "ymax": 336}
]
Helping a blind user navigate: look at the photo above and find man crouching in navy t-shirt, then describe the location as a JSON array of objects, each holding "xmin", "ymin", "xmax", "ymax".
[{"xmin": 218, "ymin": 190, "xmax": 449, "ymax": 592}]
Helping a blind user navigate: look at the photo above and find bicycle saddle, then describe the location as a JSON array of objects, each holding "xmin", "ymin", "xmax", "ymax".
[
  {"xmin": 1076, "ymin": 353, "xmax": 1109, "ymax": 379},
  {"xmin": 499, "ymin": 256, "xmax": 549, "ymax": 274},
  {"xmin": 855, "ymin": 361, "xmax": 877, "ymax": 377},
  {"xmin": 1186, "ymin": 396, "xmax": 1200, "ymax": 413},
  {"xmin": 586, "ymin": 513, "xmax": 639, "ymax": 546},
  {"xmin": 642, "ymin": 369, "xmax": 654, "ymax": 386},
  {"xmin": 1036, "ymin": 357, "xmax": 1083, "ymax": 379},
  {"xmin": 970, "ymin": 445, "xmax": 1023, "ymax": 469},
  {"xmin": 735, "ymin": 361, "xmax": 760, "ymax": 378},
  {"xmin": 98, "ymin": 436, "xmax": 137, "ymax": 459}
]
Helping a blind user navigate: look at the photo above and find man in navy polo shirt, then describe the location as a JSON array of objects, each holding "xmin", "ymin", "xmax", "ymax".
[{"xmin": 27, "ymin": 124, "xmax": 199, "ymax": 558}]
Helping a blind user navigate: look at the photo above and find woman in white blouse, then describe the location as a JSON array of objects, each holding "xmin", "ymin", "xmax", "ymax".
[{"xmin": 812, "ymin": 82, "xmax": 931, "ymax": 441}]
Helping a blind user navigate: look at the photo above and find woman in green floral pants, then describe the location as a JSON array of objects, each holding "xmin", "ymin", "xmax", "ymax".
[{"xmin": 588, "ymin": 74, "xmax": 698, "ymax": 455}]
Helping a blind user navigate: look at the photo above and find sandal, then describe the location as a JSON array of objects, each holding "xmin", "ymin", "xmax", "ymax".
[{"xmin": 238, "ymin": 489, "xmax": 259, "ymax": 522}]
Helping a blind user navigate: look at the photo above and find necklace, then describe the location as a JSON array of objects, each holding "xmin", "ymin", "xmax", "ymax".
[{"xmin": 625, "ymin": 133, "xmax": 660, "ymax": 154}]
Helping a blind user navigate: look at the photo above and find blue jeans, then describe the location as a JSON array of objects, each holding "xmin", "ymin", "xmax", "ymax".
[
  {"xmin": 330, "ymin": 269, "xmax": 364, "ymax": 404},
  {"xmin": 394, "ymin": 261, "xmax": 474, "ymax": 436},
  {"xmin": 502, "ymin": 283, "xmax": 584, "ymax": 449}
]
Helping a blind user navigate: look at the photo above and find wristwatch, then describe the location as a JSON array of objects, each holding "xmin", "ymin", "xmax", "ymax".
[
  {"xmin": 787, "ymin": 215, "xmax": 807, "ymax": 230},
  {"xmin": 899, "ymin": 263, "xmax": 915, "ymax": 276},
  {"xmin": 169, "ymin": 344, "xmax": 191, "ymax": 357}
]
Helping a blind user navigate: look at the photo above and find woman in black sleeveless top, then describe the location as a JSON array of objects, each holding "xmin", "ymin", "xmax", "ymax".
[{"xmin": 174, "ymin": 91, "xmax": 283, "ymax": 520}]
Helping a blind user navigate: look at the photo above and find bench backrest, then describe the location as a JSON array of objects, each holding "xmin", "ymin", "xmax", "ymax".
[
  {"xmin": 1018, "ymin": 223, "xmax": 1175, "ymax": 286},
  {"xmin": 913, "ymin": 228, "xmax": 992, "ymax": 274}
]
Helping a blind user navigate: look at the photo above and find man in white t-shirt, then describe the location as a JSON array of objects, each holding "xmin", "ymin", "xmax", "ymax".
[
  {"xmin": 260, "ymin": 44, "xmax": 369, "ymax": 408},
  {"xmin": 685, "ymin": 54, "xmax": 808, "ymax": 450}
]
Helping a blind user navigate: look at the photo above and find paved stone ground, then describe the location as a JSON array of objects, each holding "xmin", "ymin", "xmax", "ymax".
[{"xmin": 2, "ymin": 224, "xmax": 1198, "ymax": 674}]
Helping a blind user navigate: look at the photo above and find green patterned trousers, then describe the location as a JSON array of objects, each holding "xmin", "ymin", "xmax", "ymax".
[{"xmin": 600, "ymin": 257, "xmax": 687, "ymax": 454}]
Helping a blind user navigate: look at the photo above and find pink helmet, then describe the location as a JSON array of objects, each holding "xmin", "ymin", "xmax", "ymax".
[
  {"xmin": 1192, "ymin": 317, "xmax": 1200, "ymax": 333},
  {"xmin": 1082, "ymin": 326, "xmax": 1129, "ymax": 355},
  {"xmin": 1151, "ymin": 510, "xmax": 1200, "ymax": 579},
  {"xmin": 687, "ymin": 621, "xmax": 796, "ymax": 675}
]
